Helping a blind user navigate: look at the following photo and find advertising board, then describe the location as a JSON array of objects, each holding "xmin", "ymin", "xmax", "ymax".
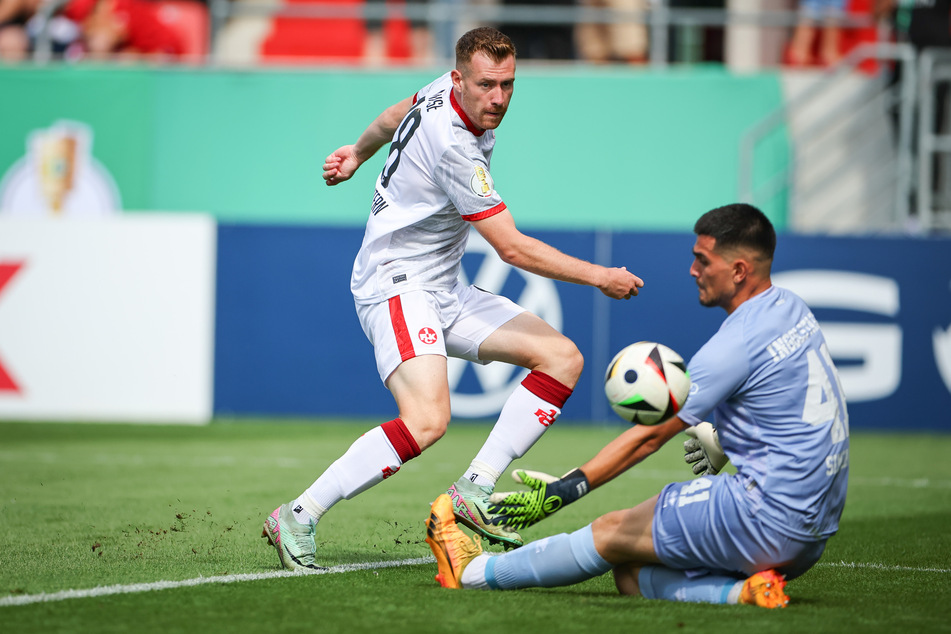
[{"xmin": 0, "ymin": 216, "xmax": 216, "ymax": 423}]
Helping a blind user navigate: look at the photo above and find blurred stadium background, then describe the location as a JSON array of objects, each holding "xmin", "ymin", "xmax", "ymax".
[{"xmin": 0, "ymin": 1, "xmax": 949, "ymax": 432}]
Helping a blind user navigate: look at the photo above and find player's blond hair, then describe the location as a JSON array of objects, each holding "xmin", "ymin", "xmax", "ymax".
[{"xmin": 455, "ymin": 27, "xmax": 516, "ymax": 69}]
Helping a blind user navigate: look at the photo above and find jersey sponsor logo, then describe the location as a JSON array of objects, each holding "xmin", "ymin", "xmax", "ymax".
[
  {"xmin": 469, "ymin": 165, "xmax": 494, "ymax": 198},
  {"xmin": 448, "ymin": 233, "xmax": 563, "ymax": 418},
  {"xmin": 418, "ymin": 327, "xmax": 438, "ymax": 345}
]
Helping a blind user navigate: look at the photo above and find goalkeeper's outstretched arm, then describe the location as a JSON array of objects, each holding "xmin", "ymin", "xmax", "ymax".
[
  {"xmin": 487, "ymin": 416, "xmax": 687, "ymax": 530},
  {"xmin": 578, "ymin": 416, "xmax": 688, "ymax": 488}
]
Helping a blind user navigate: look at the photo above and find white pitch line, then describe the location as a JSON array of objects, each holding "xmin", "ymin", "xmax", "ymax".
[
  {"xmin": 5, "ymin": 556, "xmax": 948, "ymax": 608},
  {"xmin": 0, "ymin": 556, "xmax": 436, "ymax": 608},
  {"xmin": 849, "ymin": 475, "xmax": 951, "ymax": 489},
  {"xmin": 816, "ymin": 560, "xmax": 951, "ymax": 574}
]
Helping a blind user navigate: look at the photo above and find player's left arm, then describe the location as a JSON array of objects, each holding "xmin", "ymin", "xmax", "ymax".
[
  {"xmin": 472, "ymin": 209, "xmax": 644, "ymax": 299},
  {"xmin": 323, "ymin": 95, "xmax": 416, "ymax": 186}
]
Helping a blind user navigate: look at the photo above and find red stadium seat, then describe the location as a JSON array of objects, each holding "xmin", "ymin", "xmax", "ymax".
[
  {"xmin": 260, "ymin": 0, "xmax": 366, "ymax": 64},
  {"xmin": 259, "ymin": 0, "xmax": 411, "ymax": 64},
  {"xmin": 154, "ymin": 0, "xmax": 209, "ymax": 61}
]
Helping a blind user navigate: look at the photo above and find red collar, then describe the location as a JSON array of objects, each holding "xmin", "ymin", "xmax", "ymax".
[{"xmin": 450, "ymin": 89, "xmax": 485, "ymax": 137}]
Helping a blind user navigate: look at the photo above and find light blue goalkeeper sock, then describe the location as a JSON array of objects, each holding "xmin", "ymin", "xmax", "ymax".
[
  {"xmin": 638, "ymin": 565, "xmax": 745, "ymax": 604},
  {"xmin": 484, "ymin": 524, "xmax": 612, "ymax": 590}
]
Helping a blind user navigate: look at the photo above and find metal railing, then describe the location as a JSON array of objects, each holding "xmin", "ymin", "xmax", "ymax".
[
  {"xmin": 201, "ymin": 0, "xmax": 877, "ymax": 66},
  {"xmin": 739, "ymin": 42, "xmax": 918, "ymax": 232},
  {"xmin": 917, "ymin": 48, "xmax": 951, "ymax": 232},
  {"xmin": 28, "ymin": 0, "xmax": 878, "ymax": 67},
  {"xmin": 30, "ymin": 0, "xmax": 72, "ymax": 63}
]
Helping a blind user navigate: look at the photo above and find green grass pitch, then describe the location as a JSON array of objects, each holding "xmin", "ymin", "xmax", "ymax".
[{"xmin": 1, "ymin": 419, "xmax": 950, "ymax": 633}]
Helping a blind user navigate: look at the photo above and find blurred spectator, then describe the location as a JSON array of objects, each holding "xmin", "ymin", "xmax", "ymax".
[
  {"xmin": 575, "ymin": 0, "xmax": 647, "ymax": 63},
  {"xmin": 0, "ymin": 0, "xmax": 82, "ymax": 61},
  {"xmin": 786, "ymin": 0, "xmax": 846, "ymax": 66},
  {"xmin": 65, "ymin": 0, "xmax": 185, "ymax": 59},
  {"xmin": 0, "ymin": 19, "xmax": 30, "ymax": 61},
  {"xmin": 364, "ymin": 0, "xmax": 432, "ymax": 64},
  {"xmin": 0, "ymin": 0, "xmax": 36, "ymax": 61},
  {"xmin": 500, "ymin": 0, "xmax": 576, "ymax": 59}
]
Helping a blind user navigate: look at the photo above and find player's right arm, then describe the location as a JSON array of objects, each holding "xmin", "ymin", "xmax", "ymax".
[
  {"xmin": 579, "ymin": 416, "xmax": 689, "ymax": 487},
  {"xmin": 323, "ymin": 95, "xmax": 416, "ymax": 186},
  {"xmin": 488, "ymin": 417, "xmax": 686, "ymax": 530}
]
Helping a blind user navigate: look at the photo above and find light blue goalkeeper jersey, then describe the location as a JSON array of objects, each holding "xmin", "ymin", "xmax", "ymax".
[{"xmin": 678, "ymin": 285, "xmax": 849, "ymax": 541}]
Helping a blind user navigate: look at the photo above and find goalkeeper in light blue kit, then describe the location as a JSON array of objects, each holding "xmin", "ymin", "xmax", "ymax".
[{"xmin": 425, "ymin": 203, "xmax": 850, "ymax": 608}]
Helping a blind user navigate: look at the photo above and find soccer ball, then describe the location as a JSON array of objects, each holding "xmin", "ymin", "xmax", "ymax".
[{"xmin": 604, "ymin": 341, "xmax": 691, "ymax": 425}]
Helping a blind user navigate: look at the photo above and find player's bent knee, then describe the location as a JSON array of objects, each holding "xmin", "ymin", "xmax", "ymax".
[
  {"xmin": 590, "ymin": 509, "xmax": 649, "ymax": 564},
  {"xmin": 541, "ymin": 336, "xmax": 584, "ymax": 385},
  {"xmin": 403, "ymin": 415, "xmax": 449, "ymax": 451},
  {"xmin": 562, "ymin": 340, "xmax": 584, "ymax": 380},
  {"xmin": 591, "ymin": 510, "xmax": 625, "ymax": 541}
]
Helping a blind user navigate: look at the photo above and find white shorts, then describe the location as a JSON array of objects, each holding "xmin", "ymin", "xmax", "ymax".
[{"xmin": 355, "ymin": 282, "xmax": 526, "ymax": 383}]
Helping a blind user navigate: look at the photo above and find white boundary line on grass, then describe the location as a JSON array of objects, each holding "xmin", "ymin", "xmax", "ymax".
[
  {"xmin": 0, "ymin": 556, "xmax": 436, "ymax": 608},
  {"xmin": 5, "ymin": 556, "xmax": 949, "ymax": 608},
  {"xmin": 817, "ymin": 560, "xmax": 951, "ymax": 574}
]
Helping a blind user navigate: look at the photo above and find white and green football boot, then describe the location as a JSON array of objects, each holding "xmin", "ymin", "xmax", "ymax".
[
  {"xmin": 446, "ymin": 478, "xmax": 523, "ymax": 549},
  {"xmin": 261, "ymin": 503, "xmax": 325, "ymax": 570}
]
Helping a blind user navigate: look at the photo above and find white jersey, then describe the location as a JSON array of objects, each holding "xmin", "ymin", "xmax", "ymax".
[{"xmin": 351, "ymin": 72, "xmax": 508, "ymax": 305}]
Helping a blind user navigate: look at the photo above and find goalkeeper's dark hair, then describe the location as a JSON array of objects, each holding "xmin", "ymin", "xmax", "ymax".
[{"xmin": 694, "ymin": 203, "xmax": 776, "ymax": 262}]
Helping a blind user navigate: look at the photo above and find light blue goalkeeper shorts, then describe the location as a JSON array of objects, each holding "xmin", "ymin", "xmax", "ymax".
[{"xmin": 652, "ymin": 474, "xmax": 827, "ymax": 581}]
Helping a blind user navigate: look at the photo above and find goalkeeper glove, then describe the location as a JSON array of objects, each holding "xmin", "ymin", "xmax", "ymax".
[
  {"xmin": 684, "ymin": 421, "xmax": 728, "ymax": 476},
  {"xmin": 487, "ymin": 468, "xmax": 590, "ymax": 531}
]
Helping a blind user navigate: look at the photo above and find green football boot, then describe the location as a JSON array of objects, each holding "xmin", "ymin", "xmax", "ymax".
[{"xmin": 445, "ymin": 478, "xmax": 523, "ymax": 549}]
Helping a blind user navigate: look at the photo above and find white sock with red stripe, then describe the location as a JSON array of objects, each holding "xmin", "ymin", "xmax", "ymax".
[
  {"xmin": 464, "ymin": 371, "xmax": 573, "ymax": 488},
  {"xmin": 293, "ymin": 418, "xmax": 421, "ymax": 524}
]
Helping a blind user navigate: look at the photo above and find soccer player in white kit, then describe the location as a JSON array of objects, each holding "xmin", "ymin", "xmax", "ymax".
[
  {"xmin": 425, "ymin": 204, "xmax": 849, "ymax": 608},
  {"xmin": 261, "ymin": 27, "xmax": 644, "ymax": 570}
]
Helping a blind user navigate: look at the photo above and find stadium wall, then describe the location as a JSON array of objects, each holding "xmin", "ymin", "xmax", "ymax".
[
  {"xmin": 0, "ymin": 66, "xmax": 789, "ymax": 230},
  {"xmin": 1, "ymin": 67, "xmax": 948, "ymax": 429}
]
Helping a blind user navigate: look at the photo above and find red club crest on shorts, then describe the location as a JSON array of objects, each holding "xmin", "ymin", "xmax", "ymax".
[{"xmin": 418, "ymin": 327, "xmax": 438, "ymax": 345}]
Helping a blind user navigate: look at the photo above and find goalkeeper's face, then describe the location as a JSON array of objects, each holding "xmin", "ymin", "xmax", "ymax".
[{"xmin": 690, "ymin": 235, "xmax": 735, "ymax": 311}]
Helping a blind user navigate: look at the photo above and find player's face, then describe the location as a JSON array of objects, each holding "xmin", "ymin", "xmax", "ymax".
[
  {"xmin": 452, "ymin": 52, "xmax": 516, "ymax": 131},
  {"xmin": 690, "ymin": 235, "xmax": 736, "ymax": 310}
]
